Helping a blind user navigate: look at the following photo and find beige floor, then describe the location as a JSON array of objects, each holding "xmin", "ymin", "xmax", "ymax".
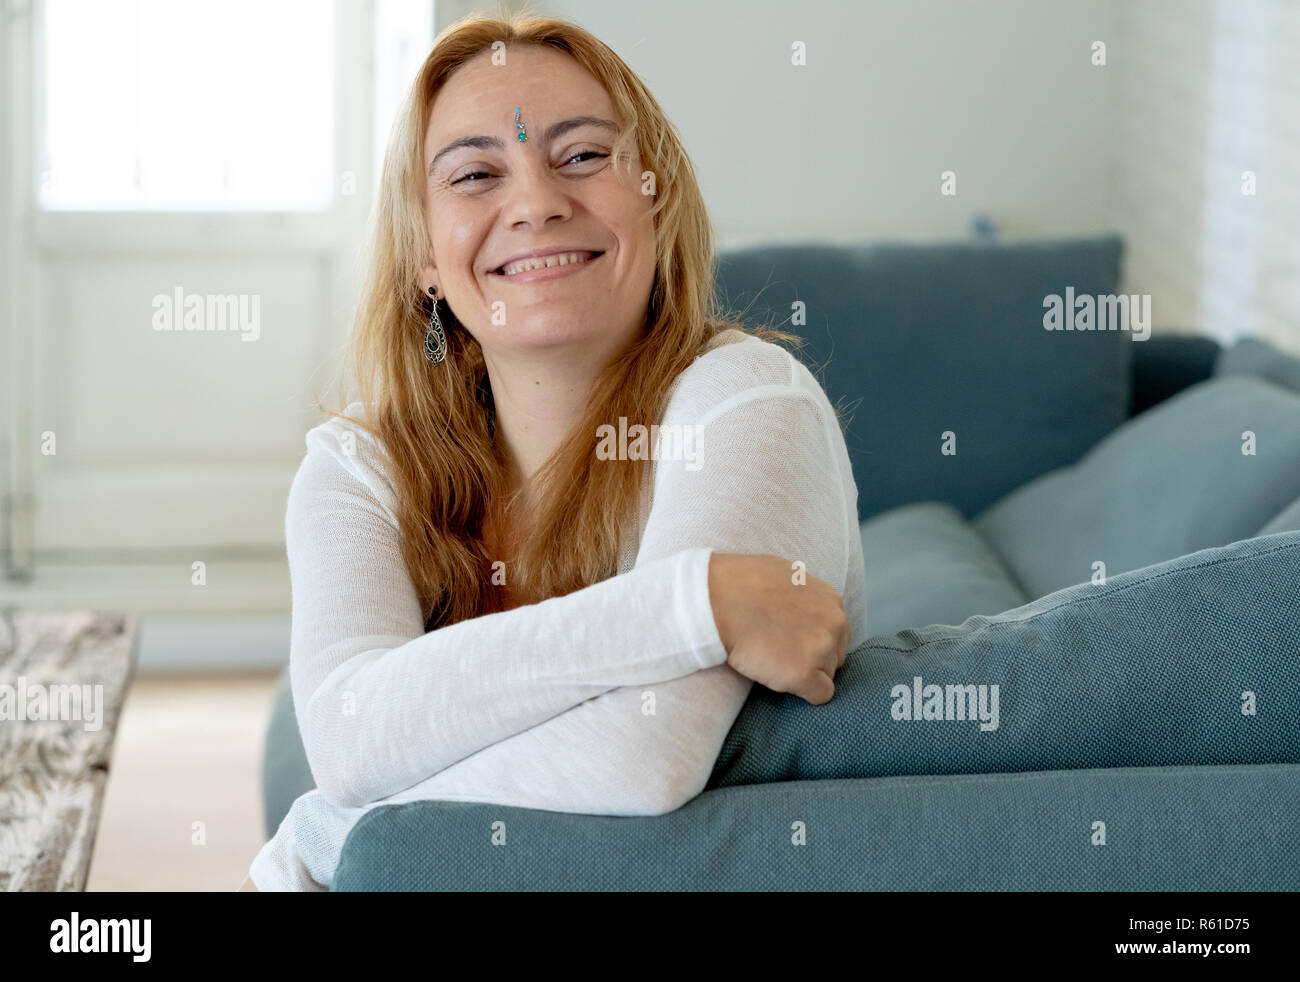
[{"xmin": 86, "ymin": 673, "xmax": 279, "ymax": 892}]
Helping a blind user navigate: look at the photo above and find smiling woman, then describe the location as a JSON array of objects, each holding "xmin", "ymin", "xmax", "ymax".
[{"xmin": 245, "ymin": 11, "xmax": 867, "ymax": 891}]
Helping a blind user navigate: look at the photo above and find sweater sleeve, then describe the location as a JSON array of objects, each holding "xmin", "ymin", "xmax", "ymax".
[
  {"xmin": 376, "ymin": 382, "xmax": 858, "ymax": 818},
  {"xmin": 286, "ymin": 426, "xmax": 726, "ymax": 808},
  {"xmin": 289, "ymin": 341, "xmax": 861, "ymax": 813}
]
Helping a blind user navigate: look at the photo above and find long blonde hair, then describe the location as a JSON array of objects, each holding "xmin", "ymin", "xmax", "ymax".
[{"xmin": 324, "ymin": 11, "xmax": 797, "ymax": 628}]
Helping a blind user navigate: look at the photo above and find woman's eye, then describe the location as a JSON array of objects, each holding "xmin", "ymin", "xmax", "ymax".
[
  {"xmin": 565, "ymin": 151, "xmax": 608, "ymax": 166},
  {"xmin": 451, "ymin": 152, "xmax": 607, "ymax": 187}
]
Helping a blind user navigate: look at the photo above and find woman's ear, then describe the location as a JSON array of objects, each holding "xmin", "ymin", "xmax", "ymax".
[{"xmin": 420, "ymin": 261, "xmax": 438, "ymax": 298}]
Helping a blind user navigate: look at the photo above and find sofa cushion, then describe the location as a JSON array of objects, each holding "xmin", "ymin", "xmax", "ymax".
[
  {"xmin": 262, "ymin": 669, "xmax": 315, "ymax": 838},
  {"xmin": 1258, "ymin": 494, "xmax": 1300, "ymax": 536},
  {"xmin": 333, "ymin": 763, "xmax": 1300, "ymax": 891},
  {"xmin": 333, "ymin": 531, "xmax": 1300, "ymax": 890},
  {"xmin": 708, "ymin": 529, "xmax": 1300, "ymax": 788},
  {"xmin": 860, "ymin": 502, "xmax": 1028, "ymax": 636},
  {"xmin": 974, "ymin": 375, "xmax": 1300, "ymax": 597},
  {"xmin": 1129, "ymin": 333, "xmax": 1220, "ymax": 415},
  {"xmin": 1216, "ymin": 336, "xmax": 1300, "ymax": 394},
  {"xmin": 715, "ymin": 236, "xmax": 1130, "ymax": 522}
]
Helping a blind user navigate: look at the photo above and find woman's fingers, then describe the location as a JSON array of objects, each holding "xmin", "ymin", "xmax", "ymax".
[
  {"xmin": 792, "ymin": 670, "xmax": 836, "ymax": 706},
  {"xmin": 712, "ymin": 553, "xmax": 850, "ymax": 706}
]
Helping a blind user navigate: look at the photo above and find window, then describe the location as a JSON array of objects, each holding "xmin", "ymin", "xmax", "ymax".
[{"xmin": 39, "ymin": 0, "xmax": 335, "ymax": 211}]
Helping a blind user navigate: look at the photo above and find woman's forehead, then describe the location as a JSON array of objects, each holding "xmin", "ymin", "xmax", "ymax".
[{"xmin": 429, "ymin": 46, "xmax": 612, "ymax": 135}]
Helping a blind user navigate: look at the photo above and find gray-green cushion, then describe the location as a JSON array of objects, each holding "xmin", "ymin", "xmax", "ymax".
[
  {"xmin": 1258, "ymin": 494, "xmax": 1300, "ymax": 536},
  {"xmin": 1129, "ymin": 333, "xmax": 1220, "ymax": 415},
  {"xmin": 860, "ymin": 502, "xmax": 1028, "ymax": 636},
  {"xmin": 1216, "ymin": 336, "xmax": 1300, "ymax": 394},
  {"xmin": 714, "ymin": 236, "xmax": 1131, "ymax": 522},
  {"xmin": 262, "ymin": 669, "xmax": 315, "ymax": 839},
  {"xmin": 974, "ymin": 375, "xmax": 1300, "ymax": 597},
  {"xmin": 334, "ymin": 764, "xmax": 1300, "ymax": 891},
  {"xmin": 335, "ymin": 530, "xmax": 1300, "ymax": 890},
  {"xmin": 709, "ymin": 530, "xmax": 1300, "ymax": 788}
]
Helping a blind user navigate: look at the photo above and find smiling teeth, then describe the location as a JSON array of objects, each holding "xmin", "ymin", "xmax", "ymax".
[{"xmin": 500, "ymin": 252, "xmax": 594, "ymax": 276}]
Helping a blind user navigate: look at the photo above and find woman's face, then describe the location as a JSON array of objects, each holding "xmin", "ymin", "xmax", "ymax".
[{"xmin": 422, "ymin": 45, "xmax": 657, "ymax": 363}]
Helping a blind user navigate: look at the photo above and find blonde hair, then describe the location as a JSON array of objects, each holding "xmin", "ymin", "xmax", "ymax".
[{"xmin": 324, "ymin": 10, "xmax": 796, "ymax": 628}]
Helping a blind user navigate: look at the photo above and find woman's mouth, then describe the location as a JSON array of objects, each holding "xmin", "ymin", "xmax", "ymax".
[{"xmin": 491, "ymin": 250, "xmax": 604, "ymax": 282}]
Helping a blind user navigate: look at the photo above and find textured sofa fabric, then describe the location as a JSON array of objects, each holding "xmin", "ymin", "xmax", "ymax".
[
  {"xmin": 714, "ymin": 236, "xmax": 1130, "ymax": 522},
  {"xmin": 332, "ymin": 531, "xmax": 1300, "ymax": 890},
  {"xmin": 262, "ymin": 670, "xmax": 315, "ymax": 840},
  {"xmin": 333, "ymin": 764, "xmax": 1300, "ymax": 891},
  {"xmin": 859, "ymin": 501, "xmax": 1028, "ymax": 637},
  {"xmin": 1216, "ymin": 336, "xmax": 1300, "ymax": 394},
  {"xmin": 975, "ymin": 376, "xmax": 1300, "ymax": 598},
  {"xmin": 1259, "ymin": 495, "xmax": 1300, "ymax": 536},
  {"xmin": 708, "ymin": 531, "xmax": 1300, "ymax": 788},
  {"xmin": 1129, "ymin": 332, "xmax": 1220, "ymax": 416}
]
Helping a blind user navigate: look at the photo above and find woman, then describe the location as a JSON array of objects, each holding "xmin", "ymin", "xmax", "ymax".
[{"xmin": 243, "ymin": 12, "xmax": 867, "ymax": 891}]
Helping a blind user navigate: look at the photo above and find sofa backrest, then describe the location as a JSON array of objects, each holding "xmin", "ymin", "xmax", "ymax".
[
  {"xmin": 1129, "ymin": 333, "xmax": 1221, "ymax": 416},
  {"xmin": 714, "ymin": 236, "xmax": 1132, "ymax": 522}
]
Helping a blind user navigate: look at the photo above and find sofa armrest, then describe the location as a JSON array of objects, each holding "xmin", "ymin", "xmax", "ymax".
[
  {"xmin": 261, "ymin": 667, "xmax": 316, "ymax": 839},
  {"xmin": 333, "ymin": 763, "xmax": 1300, "ymax": 891},
  {"xmin": 1129, "ymin": 333, "xmax": 1220, "ymax": 417}
]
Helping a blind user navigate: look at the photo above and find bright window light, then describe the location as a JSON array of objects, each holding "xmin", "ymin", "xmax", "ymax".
[
  {"xmin": 374, "ymin": 0, "xmax": 434, "ymax": 195},
  {"xmin": 40, "ymin": 0, "xmax": 335, "ymax": 211}
]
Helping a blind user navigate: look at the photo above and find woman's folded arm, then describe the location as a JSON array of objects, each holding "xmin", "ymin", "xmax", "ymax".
[
  {"xmin": 289, "ymin": 341, "xmax": 859, "ymax": 812},
  {"xmin": 287, "ymin": 433, "xmax": 727, "ymax": 808},
  {"xmin": 376, "ymin": 383, "xmax": 859, "ymax": 817}
]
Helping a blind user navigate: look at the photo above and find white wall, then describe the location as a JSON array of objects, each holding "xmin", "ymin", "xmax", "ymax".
[
  {"xmin": 531, "ymin": 0, "xmax": 1120, "ymax": 248},
  {"xmin": 1113, "ymin": 0, "xmax": 1300, "ymax": 352},
  {"xmin": 529, "ymin": 0, "xmax": 1299, "ymax": 352}
]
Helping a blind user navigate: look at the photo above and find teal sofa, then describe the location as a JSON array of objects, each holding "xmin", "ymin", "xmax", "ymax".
[{"xmin": 262, "ymin": 236, "xmax": 1300, "ymax": 890}]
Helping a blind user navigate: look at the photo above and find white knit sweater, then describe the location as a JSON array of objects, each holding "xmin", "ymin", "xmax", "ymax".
[{"xmin": 249, "ymin": 329, "xmax": 868, "ymax": 890}]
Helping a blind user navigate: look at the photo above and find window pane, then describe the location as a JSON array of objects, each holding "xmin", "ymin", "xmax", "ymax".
[
  {"xmin": 40, "ymin": 0, "xmax": 335, "ymax": 211},
  {"xmin": 373, "ymin": 0, "xmax": 434, "ymax": 196}
]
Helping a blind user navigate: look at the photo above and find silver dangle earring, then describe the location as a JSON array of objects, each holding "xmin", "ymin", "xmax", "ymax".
[{"xmin": 424, "ymin": 285, "xmax": 447, "ymax": 364}]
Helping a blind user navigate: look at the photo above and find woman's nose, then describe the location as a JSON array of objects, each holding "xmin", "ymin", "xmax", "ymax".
[{"xmin": 500, "ymin": 159, "xmax": 573, "ymax": 229}]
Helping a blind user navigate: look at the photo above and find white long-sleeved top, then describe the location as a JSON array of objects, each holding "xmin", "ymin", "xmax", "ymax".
[{"xmin": 249, "ymin": 328, "xmax": 868, "ymax": 890}]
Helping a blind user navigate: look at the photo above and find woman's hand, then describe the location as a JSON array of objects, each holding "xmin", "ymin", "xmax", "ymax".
[{"xmin": 707, "ymin": 552, "xmax": 849, "ymax": 705}]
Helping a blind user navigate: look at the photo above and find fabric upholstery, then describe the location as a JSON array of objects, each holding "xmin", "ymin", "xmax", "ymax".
[
  {"xmin": 1258, "ymin": 494, "xmax": 1300, "ymax": 537},
  {"xmin": 1215, "ymin": 336, "xmax": 1300, "ymax": 394},
  {"xmin": 332, "ymin": 532, "xmax": 1300, "ymax": 891},
  {"xmin": 709, "ymin": 530, "xmax": 1300, "ymax": 787},
  {"xmin": 859, "ymin": 501, "xmax": 1028, "ymax": 637},
  {"xmin": 714, "ymin": 236, "xmax": 1130, "ymax": 522},
  {"xmin": 334, "ymin": 763, "xmax": 1300, "ymax": 891},
  {"xmin": 1129, "ymin": 333, "xmax": 1220, "ymax": 415},
  {"xmin": 262, "ymin": 670, "xmax": 315, "ymax": 839},
  {"xmin": 975, "ymin": 376, "xmax": 1300, "ymax": 597}
]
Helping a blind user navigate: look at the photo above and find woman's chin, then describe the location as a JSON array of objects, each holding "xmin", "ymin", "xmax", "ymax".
[{"xmin": 486, "ymin": 322, "xmax": 606, "ymax": 351}]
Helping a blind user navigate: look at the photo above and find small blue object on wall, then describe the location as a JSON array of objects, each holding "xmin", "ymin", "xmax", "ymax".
[{"xmin": 971, "ymin": 213, "xmax": 998, "ymax": 241}]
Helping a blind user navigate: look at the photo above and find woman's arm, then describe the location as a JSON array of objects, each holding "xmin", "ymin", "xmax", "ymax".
[
  {"xmin": 287, "ymin": 431, "xmax": 725, "ymax": 808},
  {"xmin": 290, "ymin": 343, "xmax": 860, "ymax": 811},
  {"xmin": 380, "ymin": 383, "xmax": 858, "ymax": 816}
]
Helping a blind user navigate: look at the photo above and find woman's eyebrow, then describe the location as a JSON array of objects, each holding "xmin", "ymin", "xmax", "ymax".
[{"xmin": 428, "ymin": 116, "xmax": 617, "ymax": 176}]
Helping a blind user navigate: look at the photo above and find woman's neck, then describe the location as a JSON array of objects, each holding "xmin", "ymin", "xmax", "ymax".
[{"xmin": 482, "ymin": 336, "xmax": 625, "ymax": 492}]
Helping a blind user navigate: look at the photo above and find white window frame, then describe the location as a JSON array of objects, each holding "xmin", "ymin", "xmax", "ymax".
[{"xmin": 28, "ymin": 0, "xmax": 372, "ymax": 256}]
